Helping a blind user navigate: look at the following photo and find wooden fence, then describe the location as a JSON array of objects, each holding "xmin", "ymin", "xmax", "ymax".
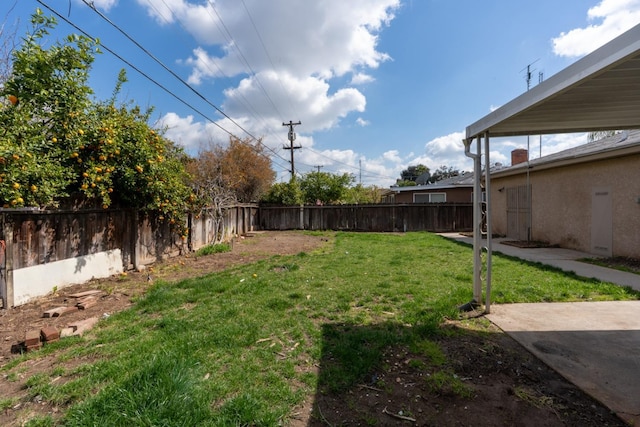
[
  {"xmin": 0, "ymin": 205, "xmax": 258, "ymax": 308},
  {"xmin": 258, "ymin": 203, "xmax": 473, "ymax": 232}
]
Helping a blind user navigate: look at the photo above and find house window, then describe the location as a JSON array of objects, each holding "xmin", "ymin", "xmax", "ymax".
[{"xmin": 414, "ymin": 193, "xmax": 446, "ymax": 203}]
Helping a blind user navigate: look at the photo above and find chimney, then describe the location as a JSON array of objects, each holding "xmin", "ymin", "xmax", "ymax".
[{"xmin": 511, "ymin": 149, "xmax": 528, "ymax": 166}]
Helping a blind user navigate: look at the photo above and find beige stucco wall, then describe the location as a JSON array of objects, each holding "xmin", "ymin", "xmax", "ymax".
[{"xmin": 490, "ymin": 154, "xmax": 640, "ymax": 257}]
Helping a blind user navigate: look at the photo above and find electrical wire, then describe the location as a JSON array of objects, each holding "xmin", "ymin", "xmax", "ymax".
[
  {"xmin": 240, "ymin": 0, "xmax": 297, "ymax": 119},
  {"xmin": 80, "ymin": 1, "xmax": 264, "ymax": 147},
  {"xmin": 149, "ymin": 0, "xmax": 291, "ymax": 153},
  {"xmin": 36, "ymin": 0, "xmax": 230, "ymax": 136},
  {"xmin": 38, "ymin": 1, "xmax": 396, "ymax": 185},
  {"xmin": 35, "ymin": 0, "xmax": 293, "ymax": 174},
  {"xmin": 205, "ymin": 1, "xmax": 286, "ymax": 123}
]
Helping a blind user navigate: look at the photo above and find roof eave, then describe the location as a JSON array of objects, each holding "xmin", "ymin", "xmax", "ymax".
[{"xmin": 465, "ymin": 22, "xmax": 640, "ymax": 140}]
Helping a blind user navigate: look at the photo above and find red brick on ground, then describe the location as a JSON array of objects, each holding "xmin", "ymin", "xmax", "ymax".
[
  {"xmin": 25, "ymin": 330, "xmax": 41, "ymax": 347},
  {"xmin": 26, "ymin": 342, "xmax": 42, "ymax": 352},
  {"xmin": 68, "ymin": 317, "xmax": 100, "ymax": 336},
  {"xmin": 41, "ymin": 326, "xmax": 60, "ymax": 343}
]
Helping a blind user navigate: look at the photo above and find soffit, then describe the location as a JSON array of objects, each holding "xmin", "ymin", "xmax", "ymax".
[{"xmin": 466, "ymin": 23, "xmax": 640, "ymax": 139}]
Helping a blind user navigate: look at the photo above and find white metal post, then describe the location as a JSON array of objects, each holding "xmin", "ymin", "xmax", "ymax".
[
  {"xmin": 473, "ymin": 137, "xmax": 483, "ymax": 304},
  {"xmin": 484, "ymin": 133, "xmax": 493, "ymax": 313},
  {"xmin": 463, "ymin": 137, "xmax": 482, "ymax": 308}
]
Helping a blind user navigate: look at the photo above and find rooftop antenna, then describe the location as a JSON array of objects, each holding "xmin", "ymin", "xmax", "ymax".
[
  {"xmin": 521, "ymin": 60, "xmax": 539, "ymax": 241},
  {"xmin": 521, "ymin": 59, "xmax": 539, "ymax": 91}
]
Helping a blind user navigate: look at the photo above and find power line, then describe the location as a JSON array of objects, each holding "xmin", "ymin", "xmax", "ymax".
[
  {"xmin": 147, "ymin": 0, "xmax": 291, "ymax": 153},
  {"xmin": 36, "ymin": 0, "xmax": 229, "ymax": 136},
  {"xmin": 38, "ymin": 1, "xmax": 397, "ymax": 186},
  {"xmin": 76, "ymin": 0, "xmax": 291, "ymax": 169},
  {"xmin": 240, "ymin": 0, "xmax": 297, "ymax": 118},
  {"xmin": 35, "ymin": 0, "xmax": 292, "ymax": 174},
  {"xmin": 80, "ymin": 0, "xmax": 264, "ymax": 145},
  {"xmin": 206, "ymin": 1, "xmax": 286, "ymax": 122}
]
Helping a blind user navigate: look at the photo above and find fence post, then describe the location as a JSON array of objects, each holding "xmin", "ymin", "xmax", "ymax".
[
  {"xmin": 2, "ymin": 217, "xmax": 14, "ymax": 308},
  {"xmin": 132, "ymin": 209, "xmax": 141, "ymax": 271},
  {"xmin": 299, "ymin": 205, "xmax": 304, "ymax": 230}
]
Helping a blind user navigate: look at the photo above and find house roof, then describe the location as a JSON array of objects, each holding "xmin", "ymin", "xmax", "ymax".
[
  {"xmin": 390, "ymin": 172, "xmax": 475, "ymax": 192},
  {"xmin": 492, "ymin": 129, "xmax": 640, "ymax": 177},
  {"xmin": 465, "ymin": 23, "xmax": 640, "ymax": 140}
]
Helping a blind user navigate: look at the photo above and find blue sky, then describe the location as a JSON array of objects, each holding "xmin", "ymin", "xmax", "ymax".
[{"xmin": 3, "ymin": 0, "xmax": 640, "ymax": 186}]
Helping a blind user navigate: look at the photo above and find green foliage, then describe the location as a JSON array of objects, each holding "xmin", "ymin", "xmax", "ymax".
[
  {"xmin": 399, "ymin": 164, "xmax": 429, "ymax": 183},
  {"xmin": 428, "ymin": 165, "xmax": 460, "ymax": 183},
  {"xmin": 260, "ymin": 180, "xmax": 303, "ymax": 205},
  {"xmin": 394, "ymin": 179, "xmax": 417, "ymax": 187},
  {"xmin": 342, "ymin": 183, "xmax": 383, "ymax": 204},
  {"xmin": 425, "ymin": 370, "xmax": 473, "ymax": 398},
  {"xmin": 0, "ymin": 11, "xmax": 95, "ymax": 207},
  {"xmin": 195, "ymin": 242, "xmax": 231, "ymax": 256},
  {"xmin": 298, "ymin": 171, "xmax": 353, "ymax": 205},
  {"xmin": 0, "ymin": 10, "xmax": 193, "ymax": 230}
]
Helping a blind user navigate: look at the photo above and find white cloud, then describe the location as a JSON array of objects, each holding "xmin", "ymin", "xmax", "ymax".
[
  {"xmin": 419, "ymin": 131, "xmax": 473, "ymax": 172},
  {"xmin": 138, "ymin": 0, "xmax": 398, "ymax": 172},
  {"xmin": 552, "ymin": 0, "xmax": 640, "ymax": 57},
  {"xmin": 222, "ymin": 71, "xmax": 366, "ymax": 133},
  {"xmin": 139, "ymin": 0, "xmax": 397, "ymax": 134},
  {"xmin": 150, "ymin": 0, "xmax": 400, "ymax": 82},
  {"xmin": 351, "ymin": 73, "xmax": 375, "ymax": 85},
  {"xmin": 155, "ymin": 112, "xmax": 233, "ymax": 153},
  {"xmin": 383, "ymin": 150, "xmax": 402, "ymax": 163}
]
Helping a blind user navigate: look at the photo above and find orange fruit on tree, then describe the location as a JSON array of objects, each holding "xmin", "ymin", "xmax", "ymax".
[{"xmin": 8, "ymin": 95, "xmax": 18, "ymax": 105}]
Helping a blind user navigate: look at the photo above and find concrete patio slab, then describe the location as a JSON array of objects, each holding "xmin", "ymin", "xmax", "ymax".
[{"xmin": 487, "ymin": 301, "xmax": 640, "ymax": 425}]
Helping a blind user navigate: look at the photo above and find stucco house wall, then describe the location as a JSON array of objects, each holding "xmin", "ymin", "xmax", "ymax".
[{"xmin": 491, "ymin": 148, "xmax": 640, "ymax": 258}]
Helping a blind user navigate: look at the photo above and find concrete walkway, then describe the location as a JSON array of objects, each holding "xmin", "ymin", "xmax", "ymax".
[{"xmin": 440, "ymin": 234, "xmax": 640, "ymax": 425}]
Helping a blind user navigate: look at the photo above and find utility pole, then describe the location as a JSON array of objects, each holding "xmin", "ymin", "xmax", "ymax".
[
  {"xmin": 314, "ymin": 165, "xmax": 323, "ymax": 173},
  {"xmin": 282, "ymin": 120, "xmax": 301, "ymax": 181}
]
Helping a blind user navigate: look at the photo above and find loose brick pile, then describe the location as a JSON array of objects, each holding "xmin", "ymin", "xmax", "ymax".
[{"xmin": 16, "ymin": 289, "xmax": 104, "ymax": 353}]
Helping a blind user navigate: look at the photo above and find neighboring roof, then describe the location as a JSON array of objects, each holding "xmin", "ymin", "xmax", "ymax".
[
  {"xmin": 493, "ymin": 129, "xmax": 640, "ymax": 177},
  {"xmin": 390, "ymin": 172, "xmax": 475, "ymax": 192},
  {"xmin": 466, "ymin": 23, "xmax": 640, "ymax": 140}
]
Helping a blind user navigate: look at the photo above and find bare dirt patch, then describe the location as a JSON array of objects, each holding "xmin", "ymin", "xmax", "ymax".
[
  {"xmin": 306, "ymin": 320, "xmax": 626, "ymax": 426},
  {"xmin": 0, "ymin": 231, "xmax": 628, "ymax": 426}
]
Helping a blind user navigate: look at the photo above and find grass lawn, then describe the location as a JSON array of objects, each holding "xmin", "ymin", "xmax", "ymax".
[{"xmin": 4, "ymin": 232, "xmax": 638, "ymax": 426}]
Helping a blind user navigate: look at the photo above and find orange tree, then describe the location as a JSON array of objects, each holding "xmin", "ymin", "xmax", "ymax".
[{"xmin": 0, "ymin": 10, "xmax": 193, "ymax": 229}]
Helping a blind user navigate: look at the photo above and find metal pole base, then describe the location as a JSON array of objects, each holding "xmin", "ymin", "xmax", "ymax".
[{"xmin": 457, "ymin": 300, "xmax": 481, "ymax": 312}]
